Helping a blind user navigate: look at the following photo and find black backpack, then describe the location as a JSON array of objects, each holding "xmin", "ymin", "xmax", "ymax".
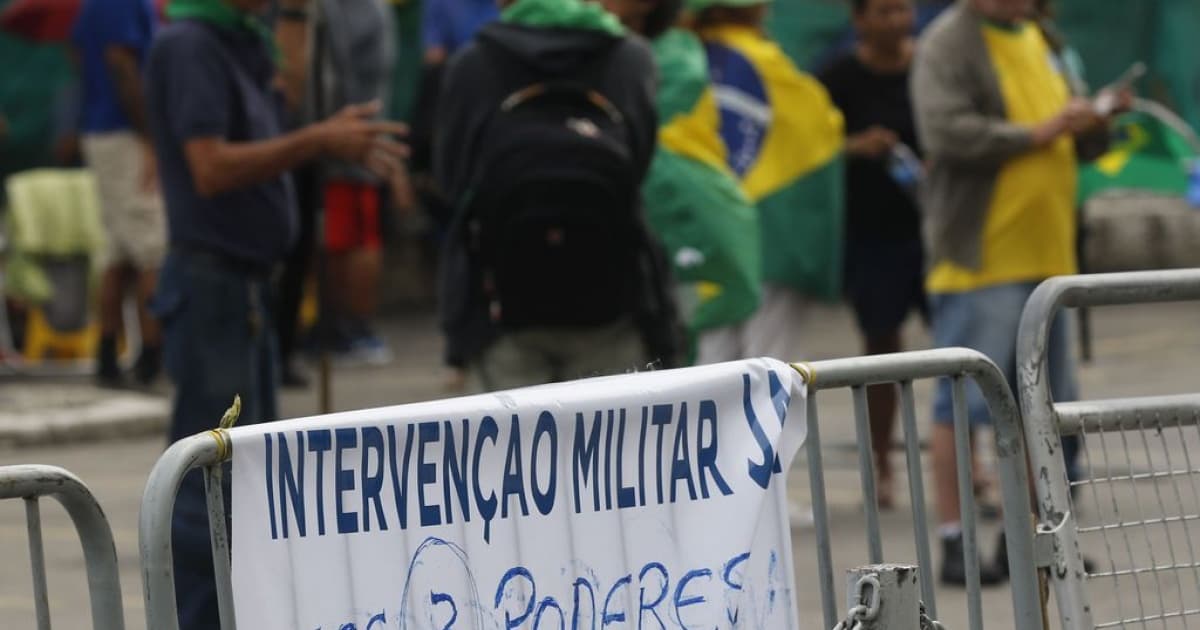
[{"xmin": 459, "ymin": 50, "xmax": 642, "ymax": 329}]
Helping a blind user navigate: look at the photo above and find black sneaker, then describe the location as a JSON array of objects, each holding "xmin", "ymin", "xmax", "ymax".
[
  {"xmin": 993, "ymin": 532, "xmax": 1097, "ymax": 578},
  {"xmin": 281, "ymin": 360, "xmax": 310, "ymax": 389},
  {"xmin": 96, "ymin": 336, "xmax": 124, "ymax": 389},
  {"xmin": 941, "ymin": 533, "xmax": 1008, "ymax": 586},
  {"xmin": 134, "ymin": 345, "xmax": 162, "ymax": 386}
]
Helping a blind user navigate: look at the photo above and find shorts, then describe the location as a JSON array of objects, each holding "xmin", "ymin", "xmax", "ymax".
[
  {"xmin": 81, "ymin": 132, "xmax": 167, "ymax": 269},
  {"xmin": 844, "ymin": 237, "xmax": 927, "ymax": 337},
  {"xmin": 323, "ymin": 180, "xmax": 381, "ymax": 253},
  {"xmin": 931, "ymin": 281, "xmax": 1077, "ymax": 426}
]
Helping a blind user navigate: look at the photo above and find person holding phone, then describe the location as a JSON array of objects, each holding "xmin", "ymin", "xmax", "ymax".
[{"xmin": 912, "ymin": 0, "xmax": 1122, "ymax": 586}]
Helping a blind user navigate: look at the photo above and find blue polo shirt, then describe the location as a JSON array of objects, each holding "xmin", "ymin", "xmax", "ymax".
[
  {"xmin": 144, "ymin": 20, "xmax": 297, "ymax": 266},
  {"xmin": 71, "ymin": 0, "xmax": 157, "ymax": 133}
]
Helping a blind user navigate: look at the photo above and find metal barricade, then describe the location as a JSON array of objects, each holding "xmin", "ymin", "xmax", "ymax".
[
  {"xmin": 800, "ymin": 348, "xmax": 1042, "ymax": 630},
  {"xmin": 0, "ymin": 464, "xmax": 125, "ymax": 630},
  {"xmin": 140, "ymin": 348, "xmax": 1042, "ymax": 630},
  {"xmin": 1018, "ymin": 269, "xmax": 1200, "ymax": 630}
]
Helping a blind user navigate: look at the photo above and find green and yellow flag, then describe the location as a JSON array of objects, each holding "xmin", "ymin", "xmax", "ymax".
[
  {"xmin": 642, "ymin": 29, "xmax": 762, "ymax": 347},
  {"xmin": 698, "ymin": 24, "xmax": 846, "ymax": 299},
  {"xmin": 1079, "ymin": 110, "xmax": 1198, "ymax": 202}
]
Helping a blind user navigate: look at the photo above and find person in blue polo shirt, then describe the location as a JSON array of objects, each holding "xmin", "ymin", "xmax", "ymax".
[
  {"xmin": 143, "ymin": 0, "xmax": 408, "ymax": 627},
  {"xmin": 72, "ymin": 0, "xmax": 166, "ymax": 386}
]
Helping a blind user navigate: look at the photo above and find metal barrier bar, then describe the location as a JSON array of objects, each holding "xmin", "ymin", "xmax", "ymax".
[
  {"xmin": 25, "ymin": 497, "xmax": 51, "ymax": 629},
  {"xmin": 0, "ymin": 465, "xmax": 126, "ymax": 630},
  {"xmin": 204, "ymin": 465, "xmax": 237, "ymax": 630},
  {"xmin": 1055, "ymin": 394, "xmax": 1200, "ymax": 435},
  {"xmin": 142, "ymin": 348, "xmax": 1041, "ymax": 630},
  {"xmin": 952, "ymin": 376, "xmax": 984, "ymax": 630},
  {"xmin": 140, "ymin": 432, "xmax": 225, "ymax": 630},
  {"xmin": 806, "ymin": 391, "xmax": 839, "ymax": 630},
  {"xmin": 806, "ymin": 347, "xmax": 1043, "ymax": 630},
  {"xmin": 898, "ymin": 381, "xmax": 937, "ymax": 618},
  {"xmin": 1017, "ymin": 269, "xmax": 1200, "ymax": 630},
  {"xmin": 852, "ymin": 385, "xmax": 884, "ymax": 564}
]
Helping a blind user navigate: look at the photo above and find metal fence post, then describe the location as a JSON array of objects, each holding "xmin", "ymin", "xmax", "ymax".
[
  {"xmin": 140, "ymin": 432, "xmax": 227, "ymax": 630},
  {"xmin": 844, "ymin": 565, "xmax": 921, "ymax": 630},
  {"xmin": 1017, "ymin": 269, "xmax": 1200, "ymax": 630},
  {"xmin": 0, "ymin": 465, "xmax": 126, "ymax": 630}
]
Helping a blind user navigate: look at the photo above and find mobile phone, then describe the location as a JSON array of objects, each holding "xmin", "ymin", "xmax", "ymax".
[{"xmin": 1093, "ymin": 62, "xmax": 1146, "ymax": 115}]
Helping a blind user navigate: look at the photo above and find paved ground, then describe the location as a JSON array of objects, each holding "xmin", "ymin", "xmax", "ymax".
[{"xmin": 3, "ymin": 300, "xmax": 1200, "ymax": 629}]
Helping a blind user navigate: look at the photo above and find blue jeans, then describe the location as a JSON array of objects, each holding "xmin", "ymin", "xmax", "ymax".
[
  {"xmin": 930, "ymin": 281, "xmax": 1082, "ymax": 479},
  {"xmin": 152, "ymin": 250, "xmax": 279, "ymax": 630}
]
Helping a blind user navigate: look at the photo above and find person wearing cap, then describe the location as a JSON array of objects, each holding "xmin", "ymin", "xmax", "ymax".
[{"xmin": 912, "ymin": 0, "xmax": 1123, "ymax": 586}]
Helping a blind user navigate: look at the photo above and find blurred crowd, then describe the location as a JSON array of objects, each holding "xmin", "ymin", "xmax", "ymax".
[{"xmin": 0, "ymin": 0, "xmax": 1148, "ymax": 624}]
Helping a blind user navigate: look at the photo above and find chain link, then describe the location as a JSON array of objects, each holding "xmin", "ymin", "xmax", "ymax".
[
  {"xmin": 829, "ymin": 578, "xmax": 947, "ymax": 630},
  {"xmin": 831, "ymin": 604, "xmax": 868, "ymax": 630},
  {"xmin": 919, "ymin": 601, "xmax": 948, "ymax": 630},
  {"xmin": 831, "ymin": 574, "xmax": 882, "ymax": 630}
]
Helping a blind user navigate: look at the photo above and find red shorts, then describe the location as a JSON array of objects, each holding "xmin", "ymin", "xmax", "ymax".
[{"xmin": 323, "ymin": 180, "xmax": 381, "ymax": 253}]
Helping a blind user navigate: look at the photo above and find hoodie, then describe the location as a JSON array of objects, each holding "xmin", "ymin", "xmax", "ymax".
[
  {"xmin": 434, "ymin": 21, "xmax": 657, "ymax": 203},
  {"xmin": 432, "ymin": 7, "xmax": 663, "ymax": 367}
]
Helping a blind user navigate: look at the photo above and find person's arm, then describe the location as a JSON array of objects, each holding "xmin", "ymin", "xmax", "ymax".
[
  {"xmin": 274, "ymin": 2, "xmax": 310, "ymax": 115},
  {"xmin": 911, "ymin": 39, "xmax": 1075, "ymax": 167},
  {"xmin": 422, "ymin": 0, "xmax": 450, "ymax": 65},
  {"xmin": 185, "ymin": 102, "xmax": 407, "ymax": 197},
  {"xmin": 104, "ymin": 45, "xmax": 149, "ymax": 135}
]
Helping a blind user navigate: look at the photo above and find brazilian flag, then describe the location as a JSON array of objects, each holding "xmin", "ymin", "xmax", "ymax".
[
  {"xmin": 642, "ymin": 29, "xmax": 762, "ymax": 344},
  {"xmin": 1079, "ymin": 109, "xmax": 1199, "ymax": 202},
  {"xmin": 699, "ymin": 24, "xmax": 846, "ymax": 300}
]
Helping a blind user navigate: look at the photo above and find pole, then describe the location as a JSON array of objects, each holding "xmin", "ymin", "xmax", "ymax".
[{"xmin": 306, "ymin": 0, "xmax": 333, "ymax": 413}]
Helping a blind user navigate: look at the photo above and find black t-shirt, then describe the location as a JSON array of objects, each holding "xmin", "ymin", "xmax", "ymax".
[{"xmin": 818, "ymin": 52, "xmax": 921, "ymax": 243}]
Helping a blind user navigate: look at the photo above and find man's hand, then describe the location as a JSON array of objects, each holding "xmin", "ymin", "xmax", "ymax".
[
  {"xmin": 311, "ymin": 100, "xmax": 409, "ymax": 165},
  {"xmin": 846, "ymin": 125, "xmax": 899, "ymax": 159},
  {"xmin": 1032, "ymin": 98, "xmax": 1093, "ymax": 147}
]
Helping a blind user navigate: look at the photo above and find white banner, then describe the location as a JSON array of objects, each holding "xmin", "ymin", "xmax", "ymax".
[{"xmin": 230, "ymin": 358, "xmax": 808, "ymax": 630}]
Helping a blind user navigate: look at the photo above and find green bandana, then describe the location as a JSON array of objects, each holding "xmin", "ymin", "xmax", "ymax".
[
  {"xmin": 501, "ymin": 0, "xmax": 625, "ymax": 36},
  {"xmin": 166, "ymin": 0, "xmax": 278, "ymax": 58}
]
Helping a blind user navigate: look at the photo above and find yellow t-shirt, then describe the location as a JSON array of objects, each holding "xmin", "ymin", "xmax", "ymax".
[{"xmin": 926, "ymin": 21, "xmax": 1079, "ymax": 294}]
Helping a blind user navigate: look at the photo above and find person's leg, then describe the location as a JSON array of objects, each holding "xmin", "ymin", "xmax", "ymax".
[
  {"xmin": 743, "ymin": 284, "xmax": 807, "ymax": 360},
  {"xmin": 930, "ymin": 285, "xmax": 1024, "ymax": 585},
  {"xmin": 470, "ymin": 332, "xmax": 556, "ymax": 392},
  {"xmin": 561, "ymin": 319, "xmax": 648, "ymax": 381},
  {"xmin": 864, "ymin": 330, "xmax": 901, "ymax": 507},
  {"xmin": 132, "ymin": 267, "xmax": 162, "ymax": 383},
  {"xmin": 696, "ymin": 323, "xmax": 745, "ymax": 364},
  {"xmin": 321, "ymin": 180, "xmax": 357, "ymax": 354},
  {"xmin": 81, "ymin": 133, "xmax": 136, "ymax": 384},
  {"xmin": 1046, "ymin": 305, "xmax": 1082, "ymax": 482},
  {"xmin": 96, "ymin": 264, "xmax": 126, "ymax": 383},
  {"xmin": 113, "ymin": 135, "xmax": 168, "ymax": 385},
  {"xmin": 345, "ymin": 186, "xmax": 389, "ymax": 362},
  {"xmin": 275, "ymin": 166, "xmax": 317, "ymax": 386},
  {"xmin": 155, "ymin": 253, "xmax": 271, "ymax": 630}
]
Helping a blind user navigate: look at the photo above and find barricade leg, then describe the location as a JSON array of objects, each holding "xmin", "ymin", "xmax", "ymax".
[{"xmin": 0, "ymin": 464, "xmax": 125, "ymax": 630}]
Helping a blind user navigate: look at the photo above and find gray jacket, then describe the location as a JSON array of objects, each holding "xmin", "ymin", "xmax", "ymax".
[{"xmin": 911, "ymin": 1, "xmax": 1039, "ymax": 270}]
